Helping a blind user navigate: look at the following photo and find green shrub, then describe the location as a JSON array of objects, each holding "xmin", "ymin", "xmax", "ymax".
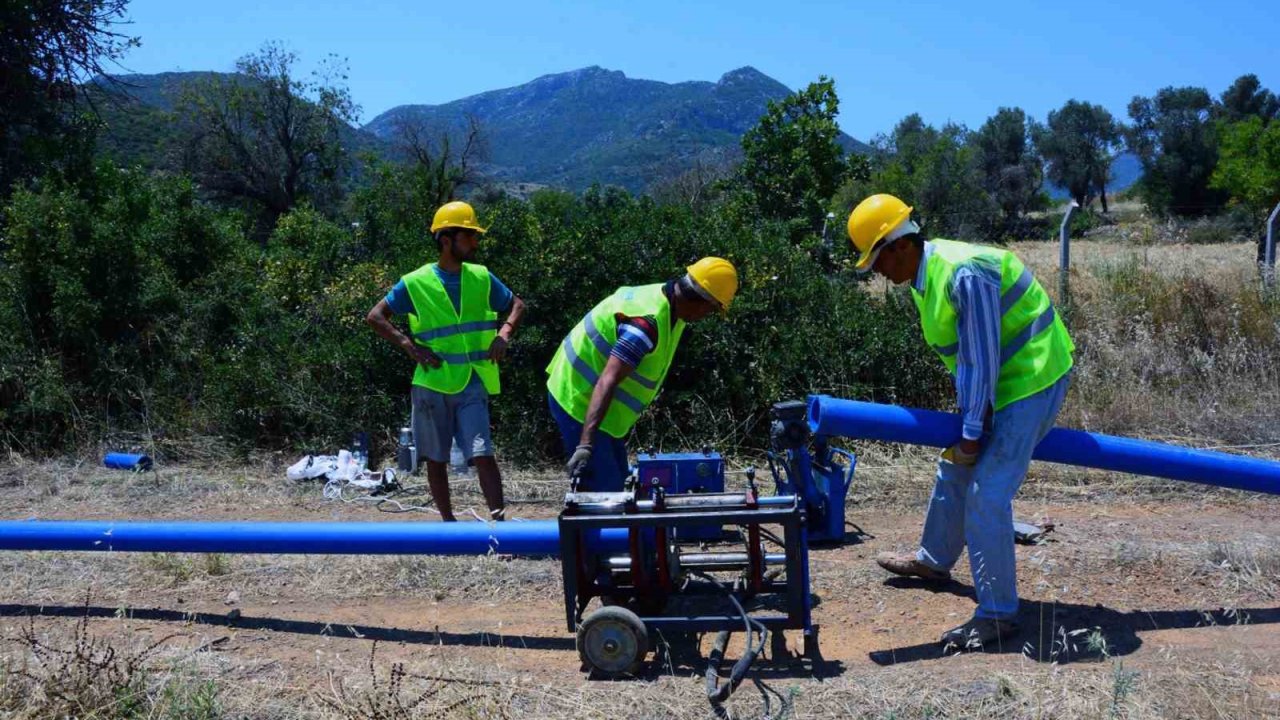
[{"xmin": 1, "ymin": 169, "xmax": 948, "ymax": 461}]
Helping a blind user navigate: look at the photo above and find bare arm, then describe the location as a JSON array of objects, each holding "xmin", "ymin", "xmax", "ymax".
[
  {"xmin": 365, "ymin": 299, "xmax": 440, "ymax": 369},
  {"xmin": 489, "ymin": 294, "xmax": 526, "ymax": 361},
  {"xmin": 579, "ymin": 355, "xmax": 634, "ymax": 446},
  {"xmin": 501, "ymin": 294, "xmax": 525, "ymax": 340}
]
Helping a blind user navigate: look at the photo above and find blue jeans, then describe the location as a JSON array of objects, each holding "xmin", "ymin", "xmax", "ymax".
[
  {"xmin": 547, "ymin": 394, "xmax": 630, "ymax": 491},
  {"xmin": 916, "ymin": 374, "xmax": 1070, "ymax": 621}
]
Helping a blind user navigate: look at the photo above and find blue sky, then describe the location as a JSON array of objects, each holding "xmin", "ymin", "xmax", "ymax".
[{"xmin": 117, "ymin": 0, "xmax": 1277, "ymax": 141}]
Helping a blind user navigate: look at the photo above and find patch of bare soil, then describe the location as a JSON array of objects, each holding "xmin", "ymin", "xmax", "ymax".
[{"xmin": 0, "ymin": 457, "xmax": 1278, "ymax": 718}]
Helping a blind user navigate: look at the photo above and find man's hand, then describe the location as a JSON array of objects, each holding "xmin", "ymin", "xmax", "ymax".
[
  {"xmin": 941, "ymin": 438, "xmax": 981, "ymax": 466},
  {"xmin": 566, "ymin": 444, "xmax": 593, "ymax": 478},
  {"xmin": 488, "ymin": 335, "xmax": 509, "ymax": 362},
  {"xmin": 409, "ymin": 346, "xmax": 442, "ymax": 369}
]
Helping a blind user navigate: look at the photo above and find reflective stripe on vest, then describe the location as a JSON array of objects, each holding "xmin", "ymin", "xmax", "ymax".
[
  {"xmin": 545, "ymin": 284, "xmax": 685, "ymax": 439},
  {"xmin": 929, "ymin": 267, "xmax": 1036, "ymax": 359},
  {"xmin": 911, "ymin": 239, "xmax": 1074, "ymax": 410},
  {"xmin": 404, "ymin": 262, "xmax": 501, "ymax": 395}
]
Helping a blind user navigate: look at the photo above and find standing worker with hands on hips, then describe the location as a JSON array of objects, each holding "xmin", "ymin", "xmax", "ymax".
[
  {"xmin": 546, "ymin": 258, "xmax": 738, "ymax": 491},
  {"xmin": 366, "ymin": 201, "xmax": 525, "ymax": 522},
  {"xmin": 848, "ymin": 194, "xmax": 1074, "ymax": 650}
]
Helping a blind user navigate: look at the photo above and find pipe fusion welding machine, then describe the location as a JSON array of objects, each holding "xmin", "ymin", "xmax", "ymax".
[{"xmin": 560, "ymin": 400, "xmax": 854, "ymax": 678}]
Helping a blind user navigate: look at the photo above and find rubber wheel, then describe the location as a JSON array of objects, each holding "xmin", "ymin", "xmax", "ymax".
[{"xmin": 577, "ymin": 605, "xmax": 649, "ymax": 678}]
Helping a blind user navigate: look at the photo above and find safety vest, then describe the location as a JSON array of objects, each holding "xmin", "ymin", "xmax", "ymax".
[
  {"xmin": 911, "ymin": 239, "xmax": 1074, "ymax": 410},
  {"xmin": 404, "ymin": 262, "xmax": 500, "ymax": 394},
  {"xmin": 546, "ymin": 284, "xmax": 686, "ymax": 439}
]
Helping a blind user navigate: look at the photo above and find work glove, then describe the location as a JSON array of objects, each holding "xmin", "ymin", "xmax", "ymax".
[
  {"xmin": 566, "ymin": 444, "xmax": 594, "ymax": 479},
  {"xmin": 941, "ymin": 440, "xmax": 980, "ymax": 466}
]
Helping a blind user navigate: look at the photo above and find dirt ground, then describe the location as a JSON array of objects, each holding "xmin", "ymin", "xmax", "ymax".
[{"xmin": 0, "ymin": 454, "xmax": 1278, "ymax": 718}]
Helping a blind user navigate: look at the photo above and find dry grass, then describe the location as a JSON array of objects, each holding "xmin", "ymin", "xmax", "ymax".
[
  {"xmin": 1012, "ymin": 238, "xmax": 1280, "ymax": 451},
  {"xmin": 3, "ymin": 627, "xmax": 1275, "ymax": 719}
]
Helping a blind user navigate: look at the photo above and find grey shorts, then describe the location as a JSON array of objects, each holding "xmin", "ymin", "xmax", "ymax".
[{"xmin": 410, "ymin": 377, "xmax": 494, "ymax": 464}]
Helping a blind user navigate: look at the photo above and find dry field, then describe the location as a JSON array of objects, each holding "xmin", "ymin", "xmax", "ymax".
[{"xmin": 1, "ymin": 233, "xmax": 1279, "ymax": 719}]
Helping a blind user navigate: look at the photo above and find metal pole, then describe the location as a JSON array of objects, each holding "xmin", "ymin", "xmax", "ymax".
[
  {"xmin": 1059, "ymin": 201, "xmax": 1078, "ymax": 303},
  {"xmin": 820, "ymin": 212, "xmax": 835, "ymax": 250},
  {"xmin": 1265, "ymin": 200, "xmax": 1280, "ymax": 286}
]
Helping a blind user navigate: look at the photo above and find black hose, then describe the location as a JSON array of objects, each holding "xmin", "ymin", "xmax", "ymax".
[{"xmin": 692, "ymin": 571, "xmax": 769, "ymax": 708}]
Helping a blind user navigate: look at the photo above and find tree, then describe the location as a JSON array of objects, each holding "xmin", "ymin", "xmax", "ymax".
[
  {"xmin": 178, "ymin": 43, "xmax": 359, "ymax": 224},
  {"xmin": 1126, "ymin": 86, "xmax": 1223, "ymax": 216},
  {"xmin": 1217, "ymin": 74, "xmax": 1279, "ymax": 123},
  {"xmin": 1211, "ymin": 116, "xmax": 1280, "ymax": 216},
  {"xmin": 1032, "ymin": 100, "xmax": 1120, "ymax": 212},
  {"xmin": 866, "ymin": 116, "xmax": 996, "ymax": 238},
  {"xmin": 973, "ymin": 107, "xmax": 1043, "ymax": 222},
  {"xmin": 0, "ymin": 0, "xmax": 138, "ymax": 192},
  {"xmin": 739, "ymin": 77, "xmax": 848, "ymax": 229},
  {"xmin": 391, "ymin": 113, "xmax": 487, "ymax": 208}
]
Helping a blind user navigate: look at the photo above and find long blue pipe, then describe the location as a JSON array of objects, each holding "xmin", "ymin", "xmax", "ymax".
[
  {"xmin": 0, "ymin": 519, "xmax": 627, "ymax": 556},
  {"xmin": 808, "ymin": 396, "xmax": 1280, "ymax": 495}
]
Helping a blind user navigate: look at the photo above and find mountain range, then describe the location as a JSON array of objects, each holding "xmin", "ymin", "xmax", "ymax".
[
  {"xmin": 94, "ymin": 66, "xmax": 867, "ymax": 193},
  {"xmin": 363, "ymin": 65, "xmax": 868, "ymax": 192},
  {"xmin": 92, "ymin": 66, "xmax": 1139, "ymax": 197}
]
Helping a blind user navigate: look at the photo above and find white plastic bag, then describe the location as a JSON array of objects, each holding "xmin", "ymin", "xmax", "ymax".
[{"xmin": 287, "ymin": 455, "xmax": 339, "ymax": 482}]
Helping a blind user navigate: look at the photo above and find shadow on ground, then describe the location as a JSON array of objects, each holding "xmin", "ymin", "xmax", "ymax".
[
  {"xmin": 868, "ymin": 578, "xmax": 1280, "ymax": 665},
  {"xmin": 0, "ymin": 603, "xmax": 577, "ymax": 651}
]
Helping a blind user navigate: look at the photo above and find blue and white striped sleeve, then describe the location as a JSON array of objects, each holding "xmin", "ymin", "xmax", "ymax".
[
  {"xmin": 611, "ymin": 321, "xmax": 657, "ymax": 368},
  {"xmin": 950, "ymin": 262, "xmax": 1002, "ymax": 440}
]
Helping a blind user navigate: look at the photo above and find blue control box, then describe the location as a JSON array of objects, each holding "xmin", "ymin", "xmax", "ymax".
[{"xmin": 634, "ymin": 451, "xmax": 725, "ymax": 541}]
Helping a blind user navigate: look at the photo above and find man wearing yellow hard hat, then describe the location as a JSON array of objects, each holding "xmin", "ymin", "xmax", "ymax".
[
  {"xmin": 546, "ymin": 258, "xmax": 738, "ymax": 490},
  {"xmin": 848, "ymin": 194, "xmax": 1074, "ymax": 650},
  {"xmin": 366, "ymin": 201, "xmax": 525, "ymax": 522}
]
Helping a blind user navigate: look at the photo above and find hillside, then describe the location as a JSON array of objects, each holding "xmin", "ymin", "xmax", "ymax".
[
  {"xmin": 89, "ymin": 72, "xmax": 390, "ymax": 172},
  {"xmin": 363, "ymin": 66, "xmax": 869, "ymax": 192}
]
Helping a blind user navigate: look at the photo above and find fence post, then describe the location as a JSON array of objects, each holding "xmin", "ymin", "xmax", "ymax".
[
  {"xmin": 1265, "ymin": 200, "xmax": 1280, "ymax": 287},
  {"xmin": 1059, "ymin": 201, "xmax": 1078, "ymax": 304}
]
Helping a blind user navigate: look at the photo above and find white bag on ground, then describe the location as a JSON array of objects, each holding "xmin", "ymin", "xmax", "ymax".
[{"xmin": 287, "ymin": 455, "xmax": 339, "ymax": 482}]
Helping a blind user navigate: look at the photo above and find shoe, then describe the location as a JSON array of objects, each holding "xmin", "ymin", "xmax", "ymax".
[
  {"xmin": 940, "ymin": 617, "xmax": 1020, "ymax": 652},
  {"xmin": 875, "ymin": 552, "xmax": 952, "ymax": 582}
]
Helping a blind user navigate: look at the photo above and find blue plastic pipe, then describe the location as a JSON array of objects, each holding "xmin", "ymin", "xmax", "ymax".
[
  {"xmin": 103, "ymin": 453, "xmax": 152, "ymax": 471},
  {"xmin": 0, "ymin": 519, "xmax": 627, "ymax": 556},
  {"xmin": 808, "ymin": 396, "xmax": 1280, "ymax": 495}
]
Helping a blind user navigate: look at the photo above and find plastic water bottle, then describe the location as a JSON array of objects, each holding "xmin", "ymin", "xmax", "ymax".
[
  {"xmin": 351, "ymin": 432, "xmax": 369, "ymax": 472},
  {"xmin": 396, "ymin": 427, "xmax": 414, "ymax": 472}
]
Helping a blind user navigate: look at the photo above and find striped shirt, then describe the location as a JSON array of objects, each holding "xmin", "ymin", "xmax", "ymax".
[
  {"xmin": 612, "ymin": 317, "xmax": 657, "ymax": 367},
  {"xmin": 914, "ymin": 241, "xmax": 1001, "ymax": 441}
]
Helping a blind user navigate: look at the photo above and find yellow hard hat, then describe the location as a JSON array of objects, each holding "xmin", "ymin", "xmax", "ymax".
[
  {"xmin": 685, "ymin": 257, "xmax": 739, "ymax": 310},
  {"xmin": 430, "ymin": 201, "xmax": 488, "ymax": 234},
  {"xmin": 847, "ymin": 194, "xmax": 914, "ymax": 273}
]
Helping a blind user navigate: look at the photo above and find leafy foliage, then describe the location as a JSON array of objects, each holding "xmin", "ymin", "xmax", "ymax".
[
  {"xmin": 177, "ymin": 43, "xmax": 359, "ymax": 225},
  {"xmin": 973, "ymin": 107, "xmax": 1045, "ymax": 222},
  {"xmin": 0, "ymin": 0, "xmax": 138, "ymax": 194},
  {"xmin": 837, "ymin": 115, "xmax": 1000, "ymax": 240},
  {"xmin": 1126, "ymin": 86, "xmax": 1224, "ymax": 216},
  {"xmin": 1033, "ymin": 100, "xmax": 1121, "ymax": 211},
  {"xmin": 1211, "ymin": 116, "xmax": 1280, "ymax": 217},
  {"xmin": 739, "ymin": 77, "xmax": 850, "ymax": 230}
]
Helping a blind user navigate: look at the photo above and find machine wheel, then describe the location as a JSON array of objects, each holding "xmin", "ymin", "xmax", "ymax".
[{"xmin": 577, "ymin": 606, "xmax": 649, "ymax": 678}]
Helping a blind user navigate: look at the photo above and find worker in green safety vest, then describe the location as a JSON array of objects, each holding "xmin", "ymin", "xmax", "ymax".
[
  {"xmin": 846, "ymin": 194, "xmax": 1075, "ymax": 651},
  {"xmin": 366, "ymin": 201, "xmax": 525, "ymax": 522},
  {"xmin": 546, "ymin": 258, "xmax": 739, "ymax": 491}
]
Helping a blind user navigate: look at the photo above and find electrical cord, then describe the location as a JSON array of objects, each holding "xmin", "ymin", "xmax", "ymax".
[{"xmin": 689, "ymin": 570, "xmax": 768, "ymax": 709}]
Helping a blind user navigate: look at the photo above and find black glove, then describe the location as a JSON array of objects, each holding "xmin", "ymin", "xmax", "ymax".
[{"xmin": 566, "ymin": 444, "xmax": 593, "ymax": 478}]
